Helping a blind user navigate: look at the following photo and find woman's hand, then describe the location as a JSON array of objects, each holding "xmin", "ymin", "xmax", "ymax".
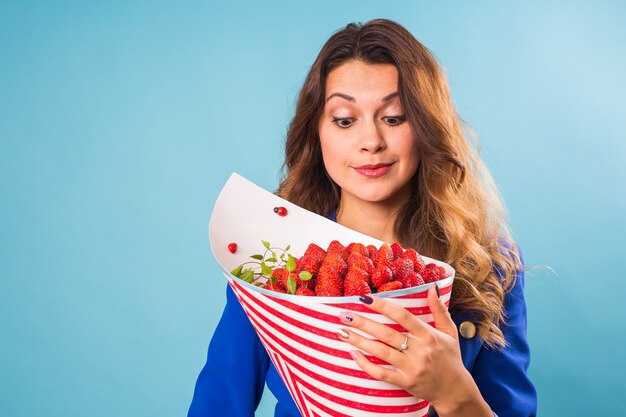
[{"xmin": 336, "ymin": 285, "xmax": 492, "ymax": 417}]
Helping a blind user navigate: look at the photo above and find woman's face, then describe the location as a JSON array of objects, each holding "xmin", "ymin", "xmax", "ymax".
[{"xmin": 319, "ymin": 60, "xmax": 419, "ymax": 209}]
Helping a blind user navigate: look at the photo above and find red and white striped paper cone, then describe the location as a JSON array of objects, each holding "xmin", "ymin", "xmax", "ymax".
[{"xmin": 210, "ymin": 173, "xmax": 456, "ymax": 417}]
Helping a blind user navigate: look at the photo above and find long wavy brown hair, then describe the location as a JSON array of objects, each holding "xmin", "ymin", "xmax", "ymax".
[{"xmin": 276, "ymin": 19, "xmax": 520, "ymax": 349}]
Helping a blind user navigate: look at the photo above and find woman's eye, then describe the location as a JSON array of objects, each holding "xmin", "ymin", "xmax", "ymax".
[
  {"xmin": 383, "ymin": 115, "xmax": 407, "ymax": 126},
  {"xmin": 332, "ymin": 118, "xmax": 353, "ymax": 128}
]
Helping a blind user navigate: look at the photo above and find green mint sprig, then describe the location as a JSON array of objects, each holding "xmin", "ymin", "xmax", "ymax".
[{"xmin": 230, "ymin": 240, "xmax": 312, "ymax": 294}]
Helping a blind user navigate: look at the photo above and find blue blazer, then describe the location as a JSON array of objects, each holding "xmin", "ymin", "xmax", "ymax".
[{"xmin": 189, "ymin": 237, "xmax": 537, "ymax": 416}]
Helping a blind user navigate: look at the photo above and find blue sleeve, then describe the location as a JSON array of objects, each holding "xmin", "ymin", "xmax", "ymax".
[
  {"xmin": 472, "ymin": 263, "xmax": 537, "ymax": 417},
  {"xmin": 188, "ymin": 285, "xmax": 271, "ymax": 417}
]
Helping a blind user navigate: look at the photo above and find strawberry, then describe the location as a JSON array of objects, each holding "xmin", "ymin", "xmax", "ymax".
[
  {"xmin": 371, "ymin": 266, "xmax": 393, "ymax": 288},
  {"xmin": 343, "ymin": 266, "xmax": 371, "ymax": 296},
  {"xmin": 344, "ymin": 266, "xmax": 370, "ymax": 285},
  {"xmin": 391, "ymin": 242, "xmax": 404, "ymax": 260},
  {"xmin": 321, "ymin": 252, "xmax": 348, "ymax": 276},
  {"xmin": 345, "ymin": 242, "xmax": 355, "ymax": 254},
  {"xmin": 366, "ymin": 245, "xmax": 378, "ymax": 263},
  {"xmin": 349, "ymin": 242, "xmax": 369, "ymax": 257},
  {"xmin": 437, "ymin": 265, "xmax": 448, "ymax": 277},
  {"xmin": 346, "ymin": 253, "xmax": 374, "ymax": 275},
  {"xmin": 403, "ymin": 248, "xmax": 426, "ymax": 272},
  {"xmin": 421, "ymin": 263, "xmax": 444, "ymax": 283},
  {"xmin": 315, "ymin": 265, "xmax": 343, "ymax": 296},
  {"xmin": 377, "ymin": 280, "xmax": 403, "ymax": 293},
  {"xmin": 402, "ymin": 271, "xmax": 425, "ymax": 288},
  {"xmin": 271, "ymin": 267, "xmax": 299, "ymax": 289},
  {"xmin": 303, "ymin": 243, "xmax": 326, "ymax": 262},
  {"xmin": 296, "ymin": 287, "xmax": 316, "ymax": 296},
  {"xmin": 414, "ymin": 272, "xmax": 425, "ymax": 287},
  {"xmin": 391, "ymin": 258, "xmax": 414, "ymax": 284},
  {"xmin": 271, "ymin": 267, "xmax": 288, "ymax": 284},
  {"xmin": 265, "ymin": 280, "xmax": 287, "ymax": 293},
  {"xmin": 376, "ymin": 243, "xmax": 394, "ymax": 268},
  {"xmin": 293, "ymin": 274, "xmax": 316, "ymax": 290},
  {"xmin": 301, "ymin": 277, "xmax": 316, "ymax": 290},
  {"xmin": 344, "ymin": 279, "xmax": 372, "ymax": 296},
  {"xmin": 227, "ymin": 243, "xmax": 237, "ymax": 253},
  {"xmin": 316, "ymin": 285, "xmax": 342, "ymax": 297},
  {"xmin": 297, "ymin": 256, "xmax": 322, "ymax": 275},
  {"xmin": 327, "ymin": 240, "xmax": 348, "ymax": 258}
]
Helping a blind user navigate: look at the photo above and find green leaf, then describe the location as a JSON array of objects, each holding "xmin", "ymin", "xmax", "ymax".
[
  {"xmin": 286, "ymin": 276, "xmax": 297, "ymax": 294},
  {"xmin": 250, "ymin": 254, "xmax": 263, "ymax": 261},
  {"xmin": 269, "ymin": 276, "xmax": 277, "ymax": 284},
  {"xmin": 299, "ymin": 270, "xmax": 312, "ymax": 281},
  {"xmin": 286, "ymin": 254, "xmax": 296, "ymax": 272},
  {"xmin": 266, "ymin": 257, "xmax": 277, "ymax": 263},
  {"xmin": 261, "ymin": 240, "xmax": 271, "ymax": 249},
  {"xmin": 272, "ymin": 251, "xmax": 277, "ymax": 259},
  {"xmin": 280, "ymin": 253, "xmax": 285, "ymax": 260},
  {"xmin": 230, "ymin": 265, "xmax": 243, "ymax": 277},
  {"xmin": 285, "ymin": 244, "xmax": 291, "ymax": 251},
  {"xmin": 240, "ymin": 269, "xmax": 255, "ymax": 283},
  {"xmin": 261, "ymin": 262, "xmax": 273, "ymax": 277}
]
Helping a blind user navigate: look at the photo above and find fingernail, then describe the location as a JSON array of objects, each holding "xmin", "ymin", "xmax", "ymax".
[
  {"xmin": 359, "ymin": 295, "xmax": 373, "ymax": 304},
  {"xmin": 435, "ymin": 284, "xmax": 440, "ymax": 298},
  {"xmin": 339, "ymin": 311, "xmax": 353, "ymax": 323},
  {"xmin": 337, "ymin": 328, "xmax": 349, "ymax": 339},
  {"xmin": 349, "ymin": 350, "xmax": 359, "ymax": 360}
]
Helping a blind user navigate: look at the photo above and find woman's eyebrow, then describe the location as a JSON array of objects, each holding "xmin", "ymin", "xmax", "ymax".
[
  {"xmin": 325, "ymin": 92, "xmax": 354, "ymax": 103},
  {"xmin": 382, "ymin": 92, "xmax": 399, "ymax": 102},
  {"xmin": 325, "ymin": 91, "xmax": 399, "ymax": 103}
]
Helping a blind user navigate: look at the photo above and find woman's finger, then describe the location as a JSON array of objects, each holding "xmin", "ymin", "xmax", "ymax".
[
  {"xmin": 348, "ymin": 349, "xmax": 403, "ymax": 386},
  {"xmin": 337, "ymin": 326, "xmax": 406, "ymax": 365},
  {"xmin": 339, "ymin": 305, "xmax": 420, "ymax": 352},
  {"xmin": 353, "ymin": 294, "xmax": 431, "ymax": 337},
  {"xmin": 427, "ymin": 284, "xmax": 458, "ymax": 339}
]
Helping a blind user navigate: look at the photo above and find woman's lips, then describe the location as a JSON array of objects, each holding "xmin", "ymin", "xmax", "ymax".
[{"xmin": 353, "ymin": 163, "xmax": 393, "ymax": 178}]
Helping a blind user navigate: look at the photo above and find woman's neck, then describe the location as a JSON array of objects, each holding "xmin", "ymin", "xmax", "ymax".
[{"xmin": 335, "ymin": 198, "xmax": 404, "ymax": 244}]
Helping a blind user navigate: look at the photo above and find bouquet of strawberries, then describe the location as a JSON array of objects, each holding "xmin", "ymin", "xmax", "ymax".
[{"xmin": 209, "ymin": 174, "xmax": 455, "ymax": 417}]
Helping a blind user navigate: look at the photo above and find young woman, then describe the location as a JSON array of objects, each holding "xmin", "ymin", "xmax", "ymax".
[{"xmin": 189, "ymin": 19, "xmax": 537, "ymax": 417}]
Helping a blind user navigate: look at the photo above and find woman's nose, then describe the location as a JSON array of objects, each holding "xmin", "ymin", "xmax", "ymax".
[{"xmin": 359, "ymin": 120, "xmax": 385, "ymax": 153}]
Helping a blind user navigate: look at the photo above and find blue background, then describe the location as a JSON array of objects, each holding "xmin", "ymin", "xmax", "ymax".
[{"xmin": 1, "ymin": 1, "xmax": 625, "ymax": 416}]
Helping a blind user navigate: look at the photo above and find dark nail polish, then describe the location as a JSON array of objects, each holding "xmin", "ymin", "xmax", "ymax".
[
  {"xmin": 359, "ymin": 294, "xmax": 373, "ymax": 305},
  {"xmin": 435, "ymin": 285, "xmax": 440, "ymax": 298}
]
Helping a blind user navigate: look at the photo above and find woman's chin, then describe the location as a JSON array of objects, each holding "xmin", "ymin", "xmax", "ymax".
[{"xmin": 351, "ymin": 190, "xmax": 405, "ymax": 206}]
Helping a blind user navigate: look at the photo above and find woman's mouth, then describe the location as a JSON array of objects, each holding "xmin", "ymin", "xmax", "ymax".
[{"xmin": 353, "ymin": 163, "xmax": 393, "ymax": 178}]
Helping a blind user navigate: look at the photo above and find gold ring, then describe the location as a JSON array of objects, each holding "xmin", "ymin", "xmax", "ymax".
[{"xmin": 398, "ymin": 334, "xmax": 409, "ymax": 352}]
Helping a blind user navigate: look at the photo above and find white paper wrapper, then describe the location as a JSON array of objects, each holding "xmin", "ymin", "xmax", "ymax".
[{"xmin": 209, "ymin": 173, "xmax": 455, "ymax": 417}]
